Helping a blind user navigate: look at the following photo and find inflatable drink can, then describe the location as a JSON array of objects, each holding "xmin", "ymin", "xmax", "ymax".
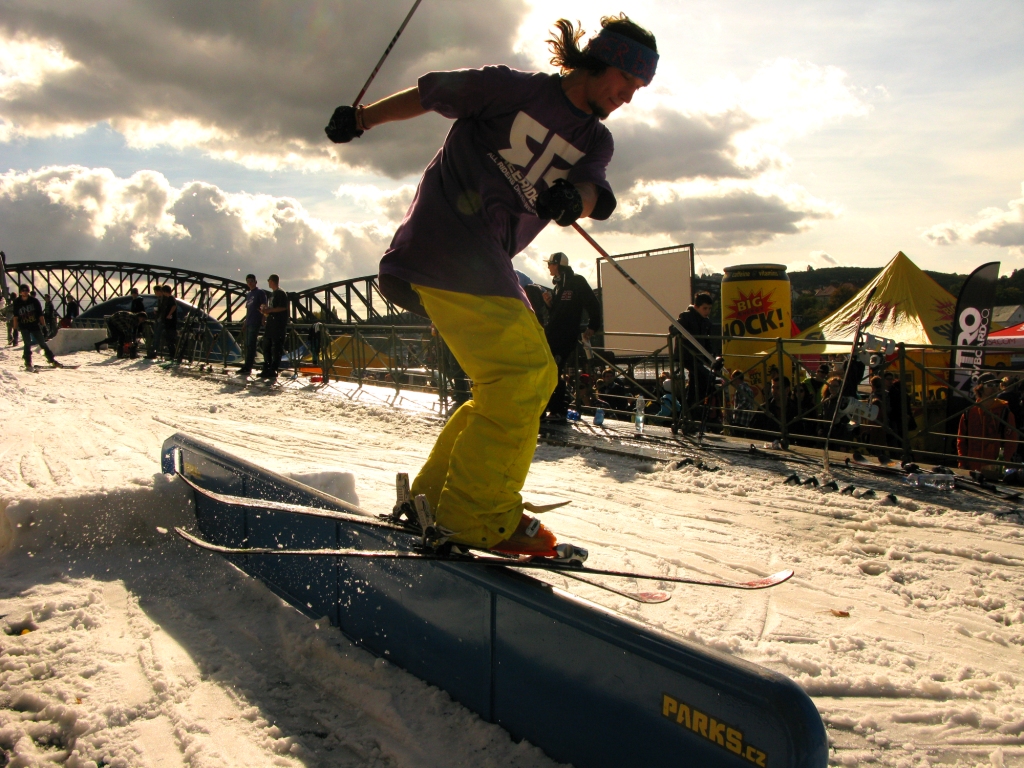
[{"xmin": 721, "ymin": 264, "xmax": 792, "ymax": 391}]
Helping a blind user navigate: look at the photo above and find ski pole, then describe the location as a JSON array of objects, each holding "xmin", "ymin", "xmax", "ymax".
[
  {"xmin": 823, "ymin": 286, "xmax": 878, "ymax": 475},
  {"xmin": 571, "ymin": 223, "xmax": 717, "ymax": 365},
  {"xmin": 351, "ymin": 0, "xmax": 424, "ymax": 107}
]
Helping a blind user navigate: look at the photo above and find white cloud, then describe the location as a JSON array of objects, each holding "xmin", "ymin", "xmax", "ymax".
[
  {"xmin": 333, "ymin": 183, "xmax": 418, "ymax": 222},
  {"xmin": 596, "ymin": 177, "xmax": 840, "ymax": 252},
  {"xmin": 0, "ymin": 33, "xmax": 78, "ymax": 99},
  {"xmin": 596, "ymin": 58, "xmax": 866, "ymax": 250},
  {"xmin": 0, "ymin": 166, "xmax": 397, "ymax": 285},
  {"xmin": 786, "ymin": 250, "xmax": 842, "ymax": 272},
  {"xmin": 0, "ymin": 5, "xmax": 873, "ymax": 262},
  {"xmin": 615, "ymin": 58, "xmax": 869, "ymax": 176},
  {"xmin": 0, "ymin": 0, "xmax": 529, "ymax": 176},
  {"xmin": 923, "ymin": 184, "xmax": 1024, "ymax": 256}
]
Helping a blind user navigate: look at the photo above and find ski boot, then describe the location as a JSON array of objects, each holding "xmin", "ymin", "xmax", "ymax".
[
  {"xmin": 491, "ymin": 514, "xmax": 559, "ymax": 558},
  {"xmin": 552, "ymin": 542, "xmax": 589, "ymax": 565}
]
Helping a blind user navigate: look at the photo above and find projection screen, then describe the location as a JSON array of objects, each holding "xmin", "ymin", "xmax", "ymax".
[{"xmin": 597, "ymin": 244, "xmax": 695, "ymax": 355}]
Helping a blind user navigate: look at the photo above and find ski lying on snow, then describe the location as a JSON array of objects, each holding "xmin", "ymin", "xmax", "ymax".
[{"xmin": 173, "ymin": 527, "xmax": 793, "ymax": 590}]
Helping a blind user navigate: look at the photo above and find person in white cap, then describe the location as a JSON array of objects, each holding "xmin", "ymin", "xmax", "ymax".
[{"xmin": 542, "ymin": 252, "xmax": 602, "ymax": 420}]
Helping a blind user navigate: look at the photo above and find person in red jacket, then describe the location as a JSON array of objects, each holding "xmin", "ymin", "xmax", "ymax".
[{"xmin": 957, "ymin": 373, "xmax": 1018, "ymax": 473}]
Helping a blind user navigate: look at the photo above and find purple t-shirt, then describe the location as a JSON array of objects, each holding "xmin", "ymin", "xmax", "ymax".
[
  {"xmin": 380, "ymin": 66, "xmax": 615, "ymax": 305},
  {"xmin": 244, "ymin": 288, "xmax": 267, "ymax": 327}
]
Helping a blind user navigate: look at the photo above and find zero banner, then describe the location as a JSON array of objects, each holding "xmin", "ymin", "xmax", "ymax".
[{"xmin": 948, "ymin": 262, "xmax": 1000, "ymax": 396}]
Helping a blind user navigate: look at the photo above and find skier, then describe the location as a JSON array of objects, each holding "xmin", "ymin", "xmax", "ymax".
[
  {"xmin": 326, "ymin": 13, "xmax": 658, "ymax": 554},
  {"xmin": 11, "ymin": 284, "xmax": 60, "ymax": 370},
  {"xmin": 541, "ymin": 252, "xmax": 602, "ymax": 421}
]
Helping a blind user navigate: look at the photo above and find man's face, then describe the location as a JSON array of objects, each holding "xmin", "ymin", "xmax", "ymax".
[
  {"xmin": 268, "ymin": 279, "xmax": 279, "ymax": 290},
  {"xmin": 547, "ymin": 262, "xmax": 559, "ymax": 277},
  {"xmin": 585, "ymin": 67, "xmax": 644, "ymax": 119},
  {"xmin": 695, "ymin": 303, "xmax": 712, "ymax": 318},
  {"xmin": 246, "ymin": 277, "xmax": 257, "ymax": 289},
  {"xmin": 19, "ymin": 288, "xmax": 29, "ymax": 298}
]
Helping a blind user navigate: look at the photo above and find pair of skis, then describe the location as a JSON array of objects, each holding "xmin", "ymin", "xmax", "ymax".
[
  {"xmin": 26, "ymin": 362, "xmax": 79, "ymax": 372},
  {"xmin": 845, "ymin": 451, "xmax": 1022, "ymax": 503},
  {"xmin": 173, "ymin": 473, "xmax": 794, "ymax": 602}
]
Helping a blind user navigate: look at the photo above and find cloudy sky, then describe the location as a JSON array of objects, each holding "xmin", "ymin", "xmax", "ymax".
[{"xmin": 0, "ymin": 0, "xmax": 1021, "ymax": 288}]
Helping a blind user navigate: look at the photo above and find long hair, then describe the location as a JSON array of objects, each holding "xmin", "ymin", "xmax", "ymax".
[{"xmin": 548, "ymin": 14, "xmax": 657, "ymax": 76}]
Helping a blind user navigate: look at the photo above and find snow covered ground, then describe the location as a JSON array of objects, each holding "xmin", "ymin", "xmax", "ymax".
[{"xmin": 1, "ymin": 345, "xmax": 1023, "ymax": 768}]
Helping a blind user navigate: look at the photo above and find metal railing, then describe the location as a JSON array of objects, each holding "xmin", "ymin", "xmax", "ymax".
[
  {"xmin": 13, "ymin": 302, "xmax": 1024, "ymax": 471},
  {"xmin": 652, "ymin": 335, "xmax": 1024, "ymax": 472},
  {"xmin": 1, "ymin": 258, "xmax": 414, "ymax": 326}
]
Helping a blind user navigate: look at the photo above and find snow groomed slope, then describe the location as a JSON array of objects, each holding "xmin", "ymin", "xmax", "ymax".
[{"xmin": 162, "ymin": 432, "xmax": 828, "ymax": 768}]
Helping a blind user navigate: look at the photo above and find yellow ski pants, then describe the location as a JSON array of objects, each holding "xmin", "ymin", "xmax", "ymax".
[{"xmin": 411, "ymin": 285, "xmax": 557, "ymax": 548}]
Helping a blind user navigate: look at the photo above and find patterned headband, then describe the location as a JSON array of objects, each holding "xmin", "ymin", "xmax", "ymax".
[{"xmin": 587, "ymin": 29, "xmax": 658, "ymax": 85}]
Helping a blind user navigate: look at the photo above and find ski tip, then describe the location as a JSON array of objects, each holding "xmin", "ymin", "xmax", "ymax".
[
  {"xmin": 523, "ymin": 500, "xmax": 571, "ymax": 513},
  {"xmin": 636, "ymin": 591, "xmax": 671, "ymax": 604},
  {"xmin": 761, "ymin": 569, "xmax": 795, "ymax": 586}
]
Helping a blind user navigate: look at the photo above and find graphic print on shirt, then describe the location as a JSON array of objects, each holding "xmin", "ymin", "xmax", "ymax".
[
  {"xmin": 15, "ymin": 299, "xmax": 40, "ymax": 326},
  {"xmin": 489, "ymin": 111, "xmax": 585, "ymax": 211}
]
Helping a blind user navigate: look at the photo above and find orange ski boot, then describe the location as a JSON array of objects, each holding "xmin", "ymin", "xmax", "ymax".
[{"xmin": 491, "ymin": 513, "xmax": 558, "ymax": 558}]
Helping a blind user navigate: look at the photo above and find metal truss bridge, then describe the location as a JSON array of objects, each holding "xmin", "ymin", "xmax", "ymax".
[{"xmin": 0, "ymin": 255, "xmax": 405, "ymax": 324}]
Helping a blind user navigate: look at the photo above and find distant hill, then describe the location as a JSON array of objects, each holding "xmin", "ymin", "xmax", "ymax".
[
  {"xmin": 786, "ymin": 266, "xmax": 967, "ymax": 295},
  {"xmin": 764, "ymin": 264, "xmax": 1024, "ymax": 331},
  {"xmin": 786, "ymin": 264, "xmax": 1024, "ymax": 305}
]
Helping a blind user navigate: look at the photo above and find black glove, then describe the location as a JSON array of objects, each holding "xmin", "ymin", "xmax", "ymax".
[
  {"xmin": 535, "ymin": 178, "xmax": 583, "ymax": 226},
  {"xmin": 325, "ymin": 105, "xmax": 363, "ymax": 144}
]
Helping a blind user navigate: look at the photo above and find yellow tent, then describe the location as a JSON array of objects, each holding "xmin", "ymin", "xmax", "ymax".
[
  {"xmin": 798, "ymin": 251, "xmax": 955, "ymax": 351},
  {"xmin": 301, "ymin": 333, "xmax": 394, "ymax": 378},
  {"xmin": 795, "ymin": 251, "xmax": 956, "ymax": 394}
]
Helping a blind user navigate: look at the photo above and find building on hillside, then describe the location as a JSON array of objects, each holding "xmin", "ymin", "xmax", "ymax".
[
  {"xmin": 993, "ymin": 305, "xmax": 1024, "ymax": 330},
  {"xmin": 813, "ymin": 286, "xmax": 838, "ymax": 306}
]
